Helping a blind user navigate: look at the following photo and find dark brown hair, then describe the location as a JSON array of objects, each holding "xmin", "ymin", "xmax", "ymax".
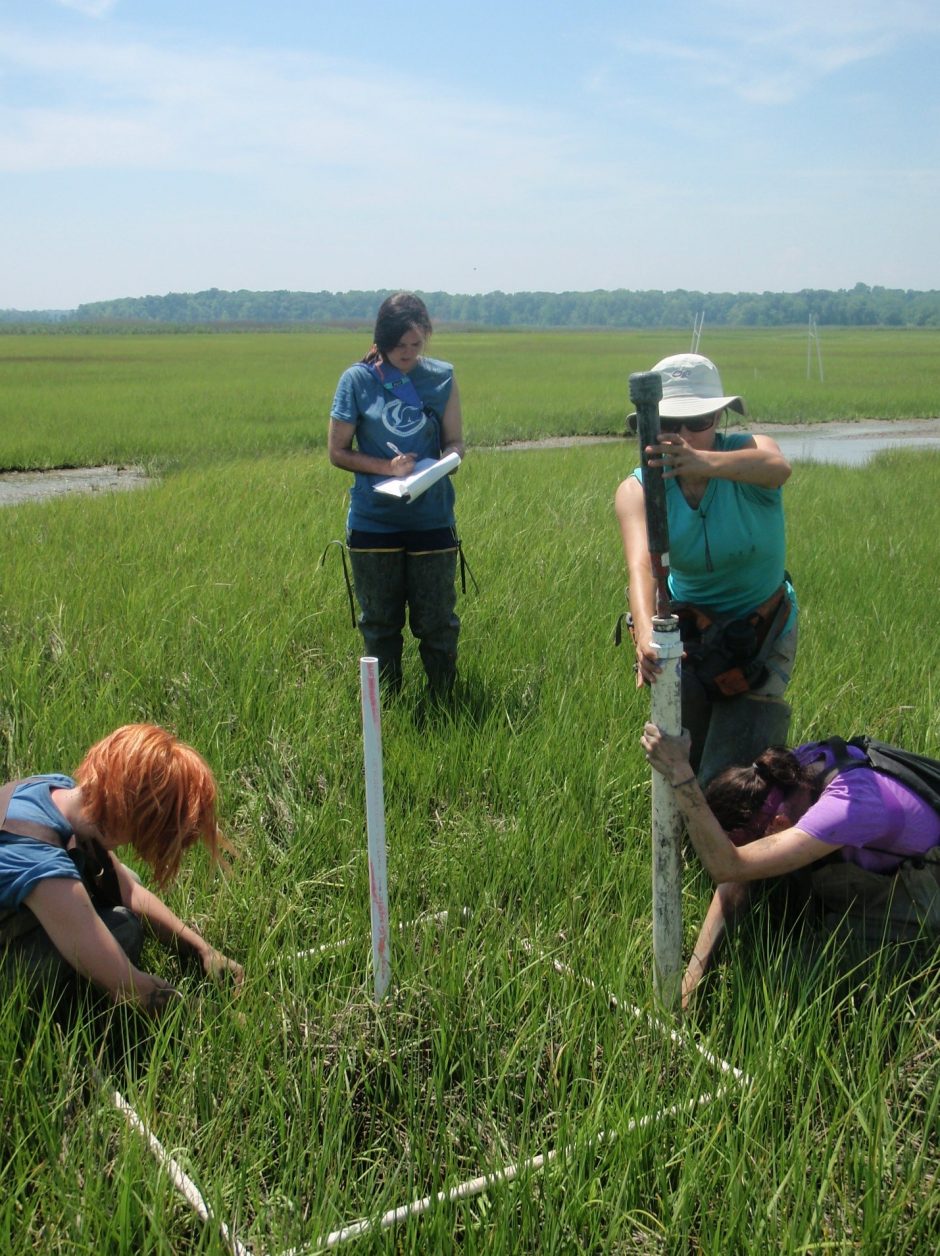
[
  {"xmin": 363, "ymin": 292, "xmax": 433, "ymax": 365},
  {"xmin": 704, "ymin": 746, "xmax": 814, "ymax": 837}
]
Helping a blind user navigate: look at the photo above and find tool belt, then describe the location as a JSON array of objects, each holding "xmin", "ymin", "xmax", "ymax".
[{"xmin": 675, "ymin": 582, "xmax": 791, "ymax": 700}]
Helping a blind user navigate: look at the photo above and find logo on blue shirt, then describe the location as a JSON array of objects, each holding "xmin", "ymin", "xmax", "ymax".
[{"xmin": 382, "ymin": 398, "xmax": 426, "ymax": 438}]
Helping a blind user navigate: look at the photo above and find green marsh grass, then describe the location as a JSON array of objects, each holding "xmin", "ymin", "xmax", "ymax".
[
  {"xmin": 2, "ymin": 326, "xmax": 939, "ymax": 471},
  {"xmin": 1, "ymin": 340, "xmax": 939, "ymax": 1251}
]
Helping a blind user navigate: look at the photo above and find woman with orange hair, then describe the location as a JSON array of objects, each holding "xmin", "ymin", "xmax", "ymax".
[{"xmin": 0, "ymin": 724, "xmax": 242, "ymax": 1015}]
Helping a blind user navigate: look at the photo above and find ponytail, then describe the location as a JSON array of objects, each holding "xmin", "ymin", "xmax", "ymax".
[
  {"xmin": 752, "ymin": 747, "xmax": 806, "ymax": 791},
  {"xmin": 706, "ymin": 747, "xmax": 813, "ymax": 843}
]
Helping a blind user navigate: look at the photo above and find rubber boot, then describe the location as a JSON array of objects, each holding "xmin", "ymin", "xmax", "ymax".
[
  {"xmin": 100, "ymin": 906, "xmax": 145, "ymax": 966},
  {"xmin": 406, "ymin": 549, "xmax": 460, "ymax": 699},
  {"xmin": 349, "ymin": 549, "xmax": 406, "ymax": 692},
  {"xmin": 696, "ymin": 693, "xmax": 792, "ymax": 786}
]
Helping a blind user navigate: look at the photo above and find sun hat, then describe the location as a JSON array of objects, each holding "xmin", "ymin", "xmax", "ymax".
[{"xmin": 649, "ymin": 353, "xmax": 747, "ymax": 420}]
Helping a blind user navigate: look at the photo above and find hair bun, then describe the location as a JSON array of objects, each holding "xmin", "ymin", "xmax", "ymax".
[{"xmin": 755, "ymin": 746, "xmax": 809, "ymax": 792}]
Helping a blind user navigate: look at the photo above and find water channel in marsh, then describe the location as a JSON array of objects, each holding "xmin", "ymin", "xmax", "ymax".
[
  {"xmin": 494, "ymin": 418, "xmax": 940, "ymax": 466},
  {"xmin": 2, "ymin": 419, "xmax": 939, "ymax": 508},
  {"xmin": 0, "ymin": 464, "xmax": 152, "ymax": 508}
]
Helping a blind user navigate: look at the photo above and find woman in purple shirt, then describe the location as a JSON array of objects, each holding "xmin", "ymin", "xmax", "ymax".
[{"xmin": 640, "ymin": 724, "xmax": 940, "ymax": 1005}]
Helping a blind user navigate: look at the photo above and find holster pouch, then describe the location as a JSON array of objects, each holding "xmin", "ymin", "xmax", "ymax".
[{"xmin": 676, "ymin": 584, "xmax": 790, "ymax": 700}]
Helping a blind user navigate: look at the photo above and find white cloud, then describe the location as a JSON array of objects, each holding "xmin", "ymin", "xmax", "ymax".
[
  {"xmin": 3, "ymin": 4, "xmax": 938, "ymax": 304},
  {"xmin": 0, "ymin": 27, "xmax": 582, "ymax": 207},
  {"xmin": 607, "ymin": 1, "xmax": 940, "ymax": 106},
  {"xmin": 54, "ymin": 0, "xmax": 119, "ymax": 17}
]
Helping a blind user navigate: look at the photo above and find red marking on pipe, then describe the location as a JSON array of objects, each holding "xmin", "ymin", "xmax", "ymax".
[
  {"xmin": 369, "ymin": 860, "xmax": 389, "ymax": 958},
  {"xmin": 366, "ymin": 672, "xmax": 381, "ymax": 724}
]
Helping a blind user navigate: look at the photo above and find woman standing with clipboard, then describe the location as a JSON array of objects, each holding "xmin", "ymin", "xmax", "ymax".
[{"xmin": 328, "ymin": 293, "xmax": 465, "ymax": 698}]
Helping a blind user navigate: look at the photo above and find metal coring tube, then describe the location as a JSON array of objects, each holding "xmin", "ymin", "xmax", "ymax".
[{"xmin": 629, "ymin": 370, "xmax": 683, "ymax": 1010}]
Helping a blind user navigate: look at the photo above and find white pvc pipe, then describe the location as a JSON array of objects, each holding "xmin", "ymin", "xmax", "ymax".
[
  {"xmin": 648, "ymin": 615, "xmax": 684, "ymax": 1010},
  {"xmin": 520, "ymin": 941, "xmax": 751, "ymax": 1088},
  {"xmin": 99, "ymin": 919, "xmax": 748, "ymax": 1256},
  {"xmin": 294, "ymin": 908, "xmax": 465, "ymax": 962},
  {"xmin": 108, "ymin": 1086, "xmax": 250, "ymax": 1256},
  {"xmin": 360, "ymin": 657, "xmax": 391, "ymax": 1002},
  {"xmin": 293, "ymin": 1089, "xmax": 729, "ymax": 1253},
  {"xmin": 286, "ymin": 938, "xmax": 749, "ymax": 1252}
]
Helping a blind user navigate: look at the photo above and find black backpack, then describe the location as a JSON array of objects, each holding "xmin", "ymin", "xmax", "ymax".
[{"xmin": 823, "ymin": 736, "xmax": 940, "ymax": 817}]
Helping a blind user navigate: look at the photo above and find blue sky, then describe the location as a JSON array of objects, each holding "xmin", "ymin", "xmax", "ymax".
[{"xmin": 3, "ymin": 0, "xmax": 939, "ymax": 308}]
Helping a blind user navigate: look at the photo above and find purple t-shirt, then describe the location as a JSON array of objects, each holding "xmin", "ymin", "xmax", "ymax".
[{"xmin": 793, "ymin": 743, "xmax": 940, "ymax": 872}]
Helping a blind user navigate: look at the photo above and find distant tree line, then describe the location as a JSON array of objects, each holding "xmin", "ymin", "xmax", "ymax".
[{"xmin": 3, "ymin": 283, "xmax": 940, "ymax": 329}]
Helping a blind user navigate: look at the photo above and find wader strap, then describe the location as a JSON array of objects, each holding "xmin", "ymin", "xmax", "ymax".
[
  {"xmin": 1, "ymin": 778, "xmax": 55, "ymax": 943},
  {"xmin": 753, "ymin": 593, "xmax": 792, "ymax": 667},
  {"xmin": 679, "ymin": 581, "xmax": 789, "ymax": 637},
  {"xmin": 0, "ymin": 778, "xmax": 63, "ymax": 843},
  {"xmin": 456, "ymin": 537, "xmax": 479, "ymax": 596},
  {"xmin": 320, "ymin": 539, "xmax": 357, "ymax": 629},
  {"xmin": 613, "ymin": 584, "xmax": 789, "ymax": 655},
  {"xmin": 753, "ymin": 582, "xmax": 787, "ymax": 622}
]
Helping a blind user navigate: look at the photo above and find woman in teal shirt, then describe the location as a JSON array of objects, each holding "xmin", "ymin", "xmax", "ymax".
[{"xmin": 615, "ymin": 353, "xmax": 796, "ymax": 783}]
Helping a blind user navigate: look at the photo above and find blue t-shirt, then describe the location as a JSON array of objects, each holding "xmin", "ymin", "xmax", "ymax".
[
  {"xmin": 331, "ymin": 356, "xmax": 456, "ymax": 532},
  {"xmin": 1, "ymin": 774, "xmax": 81, "ymax": 910},
  {"xmin": 632, "ymin": 433, "xmax": 787, "ymax": 618}
]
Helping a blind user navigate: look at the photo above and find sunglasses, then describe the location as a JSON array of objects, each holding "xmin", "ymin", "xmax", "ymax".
[{"xmin": 628, "ymin": 413, "xmax": 718, "ymax": 436}]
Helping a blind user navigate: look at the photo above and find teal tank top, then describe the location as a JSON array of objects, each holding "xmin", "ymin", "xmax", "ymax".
[{"xmin": 632, "ymin": 433, "xmax": 787, "ymax": 618}]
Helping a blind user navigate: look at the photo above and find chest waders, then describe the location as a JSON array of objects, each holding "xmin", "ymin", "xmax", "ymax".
[
  {"xmin": 349, "ymin": 546, "xmax": 460, "ymax": 698},
  {"xmin": 806, "ymin": 852, "xmax": 940, "ymax": 947},
  {"xmin": 618, "ymin": 588, "xmax": 796, "ymax": 786},
  {"xmin": 0, "ymin": 780, "xmax": 143, "ymax": 991}
]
